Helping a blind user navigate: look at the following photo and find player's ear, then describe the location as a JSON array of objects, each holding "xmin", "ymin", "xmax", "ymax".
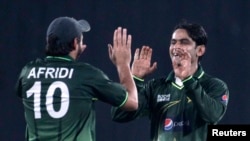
[
  {"xmin": 196, "ymin": 45, "xmax": 205, "ymax": 57},
  {"xmin": 73, "ymin": 38, "xmax": 79, "ymax": 50}
]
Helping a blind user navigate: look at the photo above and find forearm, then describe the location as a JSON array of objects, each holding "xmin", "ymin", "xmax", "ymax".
[
  {"xmin": 183, "ymin": 77, "xmax": 228, "ymax": 123},
  {"xmin": 112, "ymin": 76, "xmax": 151, "ymax": 122},
  {"xmin": 191, "ymin": 90, "xmax": 226, "ymax": 123},
  {"xmin": 116, "ymin": 64, "xmax": 138, "ymax": 111}
]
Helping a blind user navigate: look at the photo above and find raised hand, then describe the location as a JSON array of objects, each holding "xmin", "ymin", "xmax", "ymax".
[
  {"xmin": 108, "ymin": 27, "xmax": 132, "ymax": 67},
  {"xmin": 171, "ymin": 48, "xmax": 192, "ymax": 80},
  {"xmin": 131, "ymin": 46, "xmax": 157, "ymax": 79},
  {"xmin": 108, "ymin": 27, "xmax": 138, "ymax": 111}
]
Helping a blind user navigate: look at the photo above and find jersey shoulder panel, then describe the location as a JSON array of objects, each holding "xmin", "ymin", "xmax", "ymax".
[
  {"xmin": 201, "ymin": 73, "xmax": 228, "ymax": 90},
  {"xmin": 73, "ymin": 62, "xmax": 109, "ymax": 80}
]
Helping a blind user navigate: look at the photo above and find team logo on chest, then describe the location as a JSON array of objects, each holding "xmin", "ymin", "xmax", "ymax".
[{"xmin": 157, "ymin": 94, "xmax": 171, "ymax": 102}]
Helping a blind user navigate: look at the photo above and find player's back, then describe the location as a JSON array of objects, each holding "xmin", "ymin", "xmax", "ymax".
[{"xmin": 16, "ymin": 56, "xmax": 106, "ymax": 141}]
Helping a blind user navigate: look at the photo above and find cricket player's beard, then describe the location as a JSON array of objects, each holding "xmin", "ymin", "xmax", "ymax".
[{"xmin": 76, "ymin": 46, "xmax": 83, "ymax": 59}]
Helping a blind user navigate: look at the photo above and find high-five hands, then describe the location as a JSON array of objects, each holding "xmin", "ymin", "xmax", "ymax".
[
  {"xmin": 108, "ymin": 27, "xmax": 132, "ymax": 67},
  {"xmin": 108, "ymin": 28, "xmax": 157, "ymax": 79},
  {"xmin": 132, "ymin": 46, "xmax": 157, "ymax": 79}
]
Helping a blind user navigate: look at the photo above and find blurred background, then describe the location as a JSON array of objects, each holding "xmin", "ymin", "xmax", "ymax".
[{"xmin": 0, "ymin": 0, "xmax": 249, "ymax": 140}]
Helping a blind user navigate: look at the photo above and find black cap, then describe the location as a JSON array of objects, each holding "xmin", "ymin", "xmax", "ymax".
[{"xmin": 46, "ymin": 16, "xmax": 91, "ymax": 43}]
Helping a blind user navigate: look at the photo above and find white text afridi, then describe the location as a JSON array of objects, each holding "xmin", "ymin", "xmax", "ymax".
[{"xmin": 27, "ymin": 67, "xmax": 74, "ymax": 79}]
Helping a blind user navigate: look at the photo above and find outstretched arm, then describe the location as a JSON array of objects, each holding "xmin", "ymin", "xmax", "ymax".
[{"xmin": 108, "ymin": 27, "xmax": 138, "ymax": 111}]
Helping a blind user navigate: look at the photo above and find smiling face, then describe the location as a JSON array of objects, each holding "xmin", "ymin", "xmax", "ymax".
[{"xmin": 169, "ymin": 28, "xmax": 205, "ymax": 66}]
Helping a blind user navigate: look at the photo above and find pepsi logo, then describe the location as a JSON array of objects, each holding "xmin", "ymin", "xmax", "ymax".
[{"xmin": 164, "ymin": 118, "xmax": 173, "ymax": 131}]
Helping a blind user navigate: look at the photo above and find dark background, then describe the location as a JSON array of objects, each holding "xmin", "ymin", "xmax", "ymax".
[{"xmin": 1, "ymin": 0, "xmax": 249, "ymax": 141}]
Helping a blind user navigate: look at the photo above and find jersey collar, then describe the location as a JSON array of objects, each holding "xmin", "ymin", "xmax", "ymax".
[
  {"xmin": 45, "ymin": 55, "xmax": 75, "ymax": 62},
  {"xmin": 165, "ymin": 64, "xmax": 205, "ymax": 82}
]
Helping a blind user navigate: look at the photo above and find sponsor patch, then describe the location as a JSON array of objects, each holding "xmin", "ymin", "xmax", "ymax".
[
  {"xmin": 164, "ymin": 118, "xmax": 191, "ymax": 131},
  {"xmin": 157, "ymin": 94, "xmax": 170, "ymax": 102}
]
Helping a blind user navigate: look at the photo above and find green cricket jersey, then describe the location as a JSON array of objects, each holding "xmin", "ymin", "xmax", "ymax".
[
  {"xmin": 15, "ymin": 55, "xmax": 128, "ymax": 141},
  {"xmin": 111, "ymin": 65, "xmax": 229, "ymax": 141}
]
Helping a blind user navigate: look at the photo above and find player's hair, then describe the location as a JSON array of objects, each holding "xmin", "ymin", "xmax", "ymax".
[
  {"xmin": 174, "ymin": 21, "xmax": 207, "ymax": 46},
  {"xmin": 173, "ymin": 20, "xmax": 208, "ymax": 61},
  {"xmin": 45, "ymin": 35, "xmax": 81, "ymax": 56}
]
